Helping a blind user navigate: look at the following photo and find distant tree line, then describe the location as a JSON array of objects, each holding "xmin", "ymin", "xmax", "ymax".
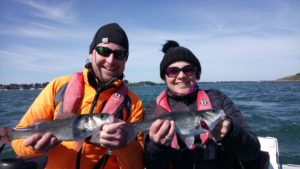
[
  {"xmin": 0, "ymin": 80, "xmax": 162, "ymax": 91},
  {"xmin": 0, "ymin": 82, "xmax": 49, "ymax": 90}
]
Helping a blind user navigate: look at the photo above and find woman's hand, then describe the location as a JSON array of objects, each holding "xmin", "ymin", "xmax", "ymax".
[
  {"xmin": 212, "ymin": 119, "xmax": 231, "ymax": 141},
  {"xmin": 149, "ymin": 119, "xmax": 175, "ymax": 146}
]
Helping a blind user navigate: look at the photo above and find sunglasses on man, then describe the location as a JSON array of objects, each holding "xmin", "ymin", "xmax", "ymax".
[
  {"xmin": 95, "ymin": 46, "xmax": 128, "ymax": 60},
  {"xmin": 165, "ymin": 65, "xmax": 196, "ymax": 78}
]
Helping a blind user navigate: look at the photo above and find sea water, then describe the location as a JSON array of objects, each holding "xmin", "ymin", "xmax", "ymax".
[{"xmin": 0, "ymin": 82, "xmax": 299, "ymax": 165}]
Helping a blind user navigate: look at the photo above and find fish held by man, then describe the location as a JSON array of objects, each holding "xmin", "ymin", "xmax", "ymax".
[{"xmin": 0, "ymin": 113, "xmax": 114, "ymax": 144}]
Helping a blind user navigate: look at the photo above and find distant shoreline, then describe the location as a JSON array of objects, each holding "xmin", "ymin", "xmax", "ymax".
[
  {"xmin": 1, "ymin": 80, "xmax": 299, "ymax": 91},
  {"xmin": 2, "ymin": 73, "xmax": 299, "ymax": 90}
]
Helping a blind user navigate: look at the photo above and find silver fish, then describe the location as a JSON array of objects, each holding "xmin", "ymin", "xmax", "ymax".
[
  {"xmin": 0, "ymin": 113, "xmax": 113, "ymax": 144},
  {"xmin": 132, "ymin": 108, "xmax": 224, "ymax": 136},
  {"xmin": 123, "ymin": 103, "xmax": 225, "ymax": 148}
]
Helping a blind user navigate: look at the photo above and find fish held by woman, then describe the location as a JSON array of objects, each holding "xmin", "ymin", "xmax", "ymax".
[
  {"xmin": 122, "ymin": 103, "xmax": 225, "ymax": 149},
  {"xmin": 134, "ymin": 106, "xmax": 224, "ymax": 136}
]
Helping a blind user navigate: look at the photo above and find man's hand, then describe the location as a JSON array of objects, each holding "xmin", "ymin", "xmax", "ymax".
[
  {"xmin": 98, "ymin": 118, "xmax": 134, "ymax": 150},
  {"xmin": 23, "ymin": 132, "xmax": 61, "ymax": 153}
]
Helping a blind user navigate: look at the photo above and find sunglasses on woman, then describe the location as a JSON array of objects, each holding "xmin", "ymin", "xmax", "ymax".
[
  {"xmin": 95, "ymin": 46, "xmax": 128, "ymax": 60},
  {"xmin": 165, "ymin": 65, "xmax": 196, "ymax": 78}
]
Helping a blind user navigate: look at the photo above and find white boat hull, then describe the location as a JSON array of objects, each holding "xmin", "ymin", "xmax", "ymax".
[{"xmin": 259, "ymin": 137, "xmax": 300, "ymax": 169}]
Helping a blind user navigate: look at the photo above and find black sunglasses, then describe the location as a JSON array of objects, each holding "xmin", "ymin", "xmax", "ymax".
[
  {"xmin": 95, "ymin": 46, "xmax": 128, "ymax": 60},
  {"xmin": 165, "ymin": 65, "xmax": 196, "ymax": 78}
]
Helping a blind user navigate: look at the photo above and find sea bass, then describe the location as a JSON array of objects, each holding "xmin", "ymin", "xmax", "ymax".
[
  {"xmin": 0, "ymin": 113, "xmax": 113, "ymax": 144},
  {"xmin": 123, "ymin": 103, "xmax": 225, "ymax": 149},
  {"xmin": 133, "ymin": 108, "xmax": 224, "ymax": 136}
]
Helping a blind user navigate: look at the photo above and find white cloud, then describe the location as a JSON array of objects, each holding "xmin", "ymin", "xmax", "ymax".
[
  {"xmin": 16, "ymin": 0, "xmax": 76, "ymax": 23},
  {"xmin": 0, "ymin": 45, "xmax": 84, "ymax": 72}
]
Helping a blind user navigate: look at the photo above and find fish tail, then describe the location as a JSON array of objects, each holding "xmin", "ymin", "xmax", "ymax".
[
  {"xmin": 0, "ymin": 127, "xmax": 14, "ymax": 144},
  {"xmin": 126, "ymin": 123, "xmax": 141, "ymax": 145},
  {"xmin": 132, "ymin": 120, "xmax": 153, "ymax": 132}
]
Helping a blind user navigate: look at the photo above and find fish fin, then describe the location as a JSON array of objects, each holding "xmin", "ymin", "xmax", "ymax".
[
  {"xmin": 178, "ymin": 134, "xmax": 195, "ymax": 149},
  {"xmin": 55, "ymin": 111, "xmax": 76, "ymax": 120},
  {"xmin": 0, "ymin": 127, "xmax": 13, "ymax": 144},
  {"xmin": 125, "ymin": 123, "xmax": 139, "ymax": 144},
  {"xmin": 172, "ymin": 102, "xmax": 191, "ymax": 112},
  {"xmin": 154, "ymin": 105, "xmax": 169, "ymax": 117},
  {"xmin": 184, "ymin": 136, "xmax": 195, "ymax": 149},
  {"xmin": 74, "ymin": 140, "xmax": 84, "ymax": 152},
  {"xmin": 144, "ymin": 101, "xmax": 169, "ymax": 119}
]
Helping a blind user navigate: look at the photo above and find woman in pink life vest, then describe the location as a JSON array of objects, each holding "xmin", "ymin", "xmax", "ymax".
[{"xmin": 144, "ymin": 40, "xmax": 261, "ymax": 169}]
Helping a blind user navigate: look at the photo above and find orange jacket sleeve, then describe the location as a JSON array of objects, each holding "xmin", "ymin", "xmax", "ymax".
[{"xmin": 11, "ymin": 76, "xmax": 70, "ymax": 157}]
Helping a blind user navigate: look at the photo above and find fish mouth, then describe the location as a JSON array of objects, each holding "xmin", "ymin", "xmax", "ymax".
[{"xmin": 200, "ymin": 119, "xmax": 210, "ymax": 130}]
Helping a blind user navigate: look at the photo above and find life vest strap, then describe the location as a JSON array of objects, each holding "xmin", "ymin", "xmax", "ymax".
[{"xmin": 63, "ymin": 72, "xmax": 84, "ymax": 114}]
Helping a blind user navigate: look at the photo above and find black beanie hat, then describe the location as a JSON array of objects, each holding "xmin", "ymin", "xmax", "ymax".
[
  {"xmin": 89, "ymin": 23, "xmax": 129, "ymax": 54},
  {"xmin": 160, "ymin": 40, "xmax": 201, "ymax": 80}
]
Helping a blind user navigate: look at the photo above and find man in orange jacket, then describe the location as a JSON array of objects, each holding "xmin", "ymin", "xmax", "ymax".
[{"xmin": 11, "ymin": 23, "xmax": 144, "ymax": 169}]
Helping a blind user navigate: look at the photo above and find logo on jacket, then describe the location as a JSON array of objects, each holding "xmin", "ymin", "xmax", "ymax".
[
  {"xmin": 112, "ymin": 93, "xmax": 121, "ymax": 100},
  {"xmin": 200, "ymin": 99, "xmax": 208, "ymax": 105}
]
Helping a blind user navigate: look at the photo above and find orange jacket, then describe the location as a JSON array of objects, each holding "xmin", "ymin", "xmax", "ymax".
[{"xmin": 11, "ymin": 68, "xmax": 144, "ymax": 169}]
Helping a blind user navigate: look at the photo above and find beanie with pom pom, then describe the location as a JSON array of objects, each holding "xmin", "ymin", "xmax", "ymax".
[{"xmin": 160, "ymin": 40, "xmax": 201, "ymax": 80}]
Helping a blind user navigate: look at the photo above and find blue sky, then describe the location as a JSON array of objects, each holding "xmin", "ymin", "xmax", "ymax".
[{"xmin": 0, "ymin": 0, "xmax": 299, "ymax": 84}]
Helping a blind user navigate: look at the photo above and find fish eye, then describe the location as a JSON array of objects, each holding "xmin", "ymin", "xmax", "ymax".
[
  {"xmin": 83, "ymin": 117, "xmax": 90, "ymax": 123},
  {"xmin": 100, "ymin": 113, "xmax": 108, "ymax": 118}
]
